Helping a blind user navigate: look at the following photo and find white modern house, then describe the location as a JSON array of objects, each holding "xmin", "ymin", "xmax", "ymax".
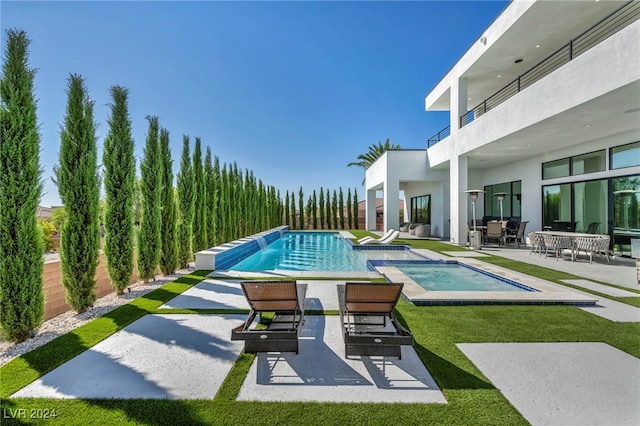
[{"xmin": 365, "ymin": 0, "xmax": 640, "ymax": 257}]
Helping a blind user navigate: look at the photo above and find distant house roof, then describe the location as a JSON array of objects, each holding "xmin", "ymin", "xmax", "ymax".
[{"xmin": 36, "ymin": 206, "xmax": 54, "ymax": 219}]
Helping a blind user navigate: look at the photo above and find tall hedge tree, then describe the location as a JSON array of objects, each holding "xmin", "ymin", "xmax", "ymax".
[
  {"xmin": 176, "ymin": 136, "xmax": 194, "ymax": 268},
  {"xmin": 0, "ymin": 29, "xmax": 45, "ymax": 341},
  {"xmin": 346, "ymin": 188, "xmax": 353, "ymax": 229},
  {"xmin": 290, "ymin": 192, "xmax": 296, "ymax": 229},
  {"xmin": 137, "ymin": 116, "xmax": 161, "ymax": 282},
  {"xmin": 312, "ymin": 190, "xmax": 318, "ymax": 229},
  {"xmin": 192, "ymin": 137, "xmax": 207, "ymax": 252},
  {"xmin": 319, "ymin": 188, "xmax": 325, "ymax": 230},
  {"xmin": 103, "ymin": 86, "xmax": 135, "ymax": 295},
  {"xmin": 332, "ymin": 190, "xmax": 338, "ymax": 231},
  {"xmin": 325, "ymin": 189, "xmax": 332, "ymax": 229},
  {"xmin": 204, "ymin": 147, "xmax": 216, "ymax": 248},
  {"xmin": 298, "ymin": 187, "xmax": 304, "ymax": 230},
  {"xmin": 353, "ymin": 188, "xmax": 359, "ymax": 229},
  {"xmin": 55, "ymin": 74, "xmax": 100, "ymax": 313},
  {"xmin": 284, "ymin": 191, "xmax": 289, "ymax": 226},
  {"xmin": 339, "ymin": 187, "xmax": 345, "ymax": 229},
  {"xmin": 159, "ymin": 128, "xmax": 177, "ymax": 275}
]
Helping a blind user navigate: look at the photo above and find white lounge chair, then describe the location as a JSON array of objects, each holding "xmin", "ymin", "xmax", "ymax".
[
  {"xmin": 361, "ymin": 230, "xmax": 400, "ymax": 245},
  {"xmin": 358, "ymin": 229, "xmax": 395, "ymax": 245}
]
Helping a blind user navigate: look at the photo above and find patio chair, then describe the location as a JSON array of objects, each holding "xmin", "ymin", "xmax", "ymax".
[
  {"xmin": 358, "ymin": 229, "xmax": 395, "ymax": 245},
  {"xmin": 573, "ymin": 235, "xmax": 611, "ymax": 263},
  {"xmin": 408, "ymin": 222, "xmax": 423, "ymax": 235},
  {"xmin": 414, "ymin": 224, "xmax": 431, "ymax": 238},
  {"xmin": 337, "ymin": 282, "xmax": 413, "ymax": 359},
  {"xmin": 529, "ymin": 232, "xmax": 545, "ymax": 256},
  {"xmin": 362, "ymin": 230, "xmax": 400, "ymax": 245},
  {"xmin": 231, "ymin": 280, "xmax": 307, "ymax": 354},
  {"xmin": 485, "ymin": 221, "xmax": 504, "ymax": 247},
  {"xmin": 586, "ymin": 222, "xmax": 600, "ymax": 234},
  {"xmin": 505, "ymin": 221, "xmax": 528, "ymax": 247},
  {"xmin": 542, "ymin": 234, "xmax": 573, "ymax": 261}
]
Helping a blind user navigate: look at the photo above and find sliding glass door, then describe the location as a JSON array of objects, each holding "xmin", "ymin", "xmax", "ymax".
[{"xmin": 613, "ymin": 175, "xmax": 640, "ymax": 256}]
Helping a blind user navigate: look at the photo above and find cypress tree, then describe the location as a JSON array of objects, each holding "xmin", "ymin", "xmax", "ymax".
[
  {"xmin": 312, "ymin": 190, "xmax": 318, "ymax": 229},
  {"xmin": 290, "ymin": 192, "xmax": 296, "ymax": 229},
  {"xmin": 212, "ymin": 156, "xmax": 221, "ymax": 246},
  {"xmin": 353, "ymin": 188, "xmax": 359, "ymax": 229},
  {"xmin": 103, "ymin": 86, "xmax": 135, "ymax": 295},
  {"xmin": 347, "ymin": 188, "xmax": 353, "ymax": 229},
  {"xmin": 284, "ymin": 191, "xmax": 289, "ymax": 226},
  {"xmin": 339, "ymin": 187, "xmax": 345, "ymax": 229},
  {"xmin": 192, "ymin": 138, "xmax": 207, "ymax": 252},
  {"xmin": 159, "ymin": 128, "xmax": 177, "ymax": 275},
  {"xmin": 137, "ymin": 116, "xmax": 161, "ymax": 282},
  {"xmin": 325, "ymin": 188, "xmax": 332, "ymax": 229},
  {"xmin": 298, "ymin": 187, "xmax": 304, "ymax": 230},
  {"xmin": 0, "ymin": 29, "xmax": 44, "ymax": 341},
  {"xmin": 176, "ymin": 136, "xmax": 194, "ymax": 268},
  {"xmin": 319, "ymin": 187, "xmax": 325, "ymax": 229},
  {"xmin": 54, "ymin": 74, "xmax": 100, "ymax": 313},
  {"xmin": 204, "ymin": 147, "xmax": 216, "ymax": 248},
  {"xmin": 332, "ymin": 190, "xmax": 338, "ymax": 230}
]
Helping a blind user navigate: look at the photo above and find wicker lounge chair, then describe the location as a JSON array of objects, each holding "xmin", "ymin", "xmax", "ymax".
[
  {"xmin": 337, "ymin": 282, "xmax": 413, "ymax": 359},
  {"xmin": 231, "ymin": 280, "xmax": 307, "ymax": 354}
]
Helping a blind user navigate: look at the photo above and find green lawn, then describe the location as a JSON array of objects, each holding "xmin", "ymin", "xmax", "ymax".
[{"xmin": 2, "ymin": 238, "xmax": 638, "ymax": 425}]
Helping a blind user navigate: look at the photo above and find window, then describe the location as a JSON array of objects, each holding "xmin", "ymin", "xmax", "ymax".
[
  {"xmin": 542, "ymin": 158, "xmax": 570, "ymax": 180},
  {"xmin": 410, "ymin": 195, "xmax": 430, "ymax": 224},
  {"xmin": 572, "ymin": 150, "xmax": 605, "ymax": 175},
  {"xmin": 542, "ymin": 183, "xmax": 572, "ymax": 230},
  {"xmin": 611, "ymin": 142, "xmax": 640, "ymax": 170},
  {"xmin": 484, "ymin": 181, "xmax": 521, "ymax": 220}
]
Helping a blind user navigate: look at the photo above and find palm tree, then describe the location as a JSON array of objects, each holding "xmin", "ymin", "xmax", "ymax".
[{"xmin": 347, "ymin": 138, "xmax": 400, "ymax": 184}]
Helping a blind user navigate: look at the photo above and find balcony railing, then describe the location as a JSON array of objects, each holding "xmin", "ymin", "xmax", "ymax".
[
  {"xmin": 427, "ymin": 125, "xmax": 450, "ymax": 148},
  {"xmin": 460, "ymin": 0, "xmax": 640, "ymax": 128}
]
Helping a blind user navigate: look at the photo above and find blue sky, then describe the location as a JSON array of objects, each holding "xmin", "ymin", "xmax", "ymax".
[{"xmin": 2, "ymin": 1, "xmax": 508, "ymax": 207}]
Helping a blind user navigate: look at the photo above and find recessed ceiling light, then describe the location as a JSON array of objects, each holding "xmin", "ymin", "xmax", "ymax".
[
  {"xmin": 468, "ymin": 97, "xmax": 472, "ymax": 101},
  {"xmin": 624, "ymin": 107, "xmax": 640, "ymax": 113},
  {"xmin": 497, "ymin": 74, "xmax": 502, "ymax": 78},
  {"xmin": 536, "ymin": 44, "xmax": 540, "ymax": 48},
  {"xmin": 514, "ymin": 58, "xmax": 523, "ymax": 64},
  {"xmin": 585, "ymin": 124, "xmax": 591, "ymax": 128}
]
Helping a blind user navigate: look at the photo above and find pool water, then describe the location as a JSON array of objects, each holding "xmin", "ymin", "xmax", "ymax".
[
  {"xmin": 396, "ymin": 263, "xmax": 532, "ymax": 292},
  {"xmin": 230, "ymin": 232, "xmax": 370, "ymax": 271}
]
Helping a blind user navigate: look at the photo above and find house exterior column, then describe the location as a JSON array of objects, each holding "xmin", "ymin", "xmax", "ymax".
[
  {"xmin": 383, "ymin": 179, "xmax": 400, "ymax": 232},
  {"xmin": 365, "ymin": 189, "xmax": 377, "ymax": 231},
  {"xmin": 450, "ymin": 155, "xmax": 469, "ymax": 245}
]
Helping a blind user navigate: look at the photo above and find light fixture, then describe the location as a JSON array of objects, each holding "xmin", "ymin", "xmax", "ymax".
[
  {"xmin": 497, "ymin": 74, "xmax": 502, "ymax": 78},
  {"xmin": 465, "ymin": 190, "xmax": 485, "ymax": 231},
  {"xmin": 536, "ymin": 44, "xmax": 540, "ymax": 48},
  {"xmin": 493, "ymin": 192, "xmax": 509, "ymax": 221}
]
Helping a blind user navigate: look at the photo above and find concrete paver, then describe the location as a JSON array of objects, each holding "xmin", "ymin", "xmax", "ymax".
[
  {"xmin": 13, "ymin": 314, "xmax": 245, "ymax": 399},
  {"xmin": 237, "ymin": 315, "xmax": 446, "ymax": 404},
  {"xmin": 457, "ymin": 342, "xmax": 640, "ymax": 426}
]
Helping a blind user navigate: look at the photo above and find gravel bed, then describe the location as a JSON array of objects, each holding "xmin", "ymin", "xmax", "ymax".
[{"xmin": 0, "ymin": 266, "xmax": 196, "ymax": 367}]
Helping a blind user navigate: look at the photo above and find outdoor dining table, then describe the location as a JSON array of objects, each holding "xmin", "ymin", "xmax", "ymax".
[{"xmin": 534, "ymin": 231, "xmax": 609, "ymax": 261}]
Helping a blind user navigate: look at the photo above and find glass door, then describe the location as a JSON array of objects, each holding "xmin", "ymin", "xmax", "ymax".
[{"xmin": 613, "ymin": 175, "xmax": 640, "ymax": 256}]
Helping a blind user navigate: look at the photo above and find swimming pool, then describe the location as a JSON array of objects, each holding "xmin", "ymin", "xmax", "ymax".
[
  {"xmin": 394, "ymin": 263, "xmax": 536, "ymax": 292},
  {"xmin": 230, "ymin": 232, "xmax": 370, "ymax": 271}
]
